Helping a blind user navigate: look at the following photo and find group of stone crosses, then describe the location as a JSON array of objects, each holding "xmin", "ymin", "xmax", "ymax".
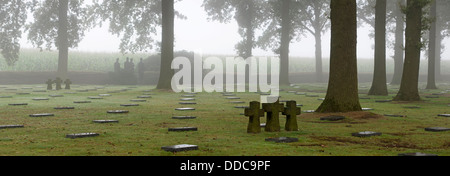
[
  {"xmin": 46, "ymin": 77, "xmax": 72, "ymax": 90},
  {"xmin": 244, "ymin": 99, "xmax": 300, "ymax": 134}
]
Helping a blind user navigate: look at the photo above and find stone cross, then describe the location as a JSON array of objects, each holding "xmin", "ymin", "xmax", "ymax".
[
  {"xmin": 262, "ymin": 100, "xmax": 284, "ymax": 132},
  {"xmin": 64, "ymin": 79, "xmax": 72, "ymax": 90},
  {"xmin": 46, "ymin": 79, "xmax": 54, "ymax": 90},
  {"xmin": 244, "ymin": 101, "xmax": 265, "ymax": 133},
  {"xmin": 282, "ymin": 101, "xmax": 301, "ymax": 131},
  {"xmin": 54, "ymin": 77, "xmax": 62, "ymax": 90}
]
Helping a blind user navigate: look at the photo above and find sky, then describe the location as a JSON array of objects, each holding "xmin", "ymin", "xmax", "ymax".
[{"xmin": 20, "ymin": 0, "xmax": 450, "ymax": 60}]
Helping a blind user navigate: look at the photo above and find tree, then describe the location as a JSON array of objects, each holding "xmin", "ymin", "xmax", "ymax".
[
  {"xmin": 316, "ymin": 0, "xmax": 362, "ymax": 113},
  {"xmin": 0, "ymin": 0, "xmax": 32, "ymax": 66},
  {"xmin": 426, "ymin": 0, "xmax": 437, "ymax": 89},
  {"xmin": 390, "ymin": 0, "xmax": 406, "ymax": 85},
  {"xmin": 156, "ymin": 0, "xmax": 175, "ymax": 90},
  {"xmin": 393, "ymin": 0, "xmax": 430, "ymax": 101},
  {"xmin": 368, "ymin": 0, "xmax": 388, "ymax": 96},
  {"xmin": 27, "ymin": 0, "xmax": 90, "ymax": 79}
]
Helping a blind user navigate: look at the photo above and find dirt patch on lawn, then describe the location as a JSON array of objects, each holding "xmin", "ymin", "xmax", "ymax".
[{"xmin": 310, "ymin": 136, "xmax": 422, "ymax": 149}]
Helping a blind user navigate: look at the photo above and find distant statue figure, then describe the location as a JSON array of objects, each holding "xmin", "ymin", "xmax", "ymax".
[
  {"xmin": 138, "ymin": 58, "xmax": 145, "ymax": 83},
  {"xmin": 64, "ymin": 79, "xmax": 72, "ymax": 90},
  {"xmin": 124, "ymin": 57, "xmax": 131, "ymax": 73},
  {"xmin": 54, "ymin": 77, "xmax": 63, "ymax": 90},
  {"xmin": 46, "ymin": 79, "xmax": 54, "ymax": 90},
  {"xmin": 130, "ymin": 58, "xmax": 135, "ymax": 73},
  {"xmin": 114, "ymin": 58, "xmax": 121, "ymax": 72}
]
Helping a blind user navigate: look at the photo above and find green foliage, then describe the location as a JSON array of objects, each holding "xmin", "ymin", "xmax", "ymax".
[
  {"xmin": 26, "ymin": 0, "xmax": 90, "ymax": 51},
  {"xmin": 0, "ymin": 0, "xmax": 32, "ymax": 66}
]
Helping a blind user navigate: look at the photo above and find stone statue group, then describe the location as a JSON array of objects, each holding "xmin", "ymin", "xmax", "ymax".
[
  {"xmin": 46, "ymin": 77, "xmax": 71, "ymax": 90},
  {"xmin": 113, "ymin": 57, "xmax": 146, "ymax": 84}
]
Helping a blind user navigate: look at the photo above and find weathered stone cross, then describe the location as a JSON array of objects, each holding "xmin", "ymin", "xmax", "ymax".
[
  {"xmin": 244, "ymin": 101, "xmax": 265, "ymax": 133},
  {"xmin": 282, "ymin": 101, "xmax": 300, "ymax": 131},
  {"xmin": 262, "ymin": 100, "xmax": 284, "ymax": 132}
]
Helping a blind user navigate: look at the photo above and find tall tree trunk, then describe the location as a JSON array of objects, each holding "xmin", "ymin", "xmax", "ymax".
[
  {"xmin": 393, "ymin": 0, "xmax": 425, "ymax": 101},
  {"xmin": 57, "ymin": 0, "xmax": 69, "ymax": 80},
  {"xmin": 426, "ymin": 0, "xmax": 437, "ymax": 89},
  {"xmin": 435, "ymin": 19, "xmax": 442, "ymax": 81},
  {"xmin": 314, "ymin": 26, "xmax": 323, "ymax": 83},
  {"xmin": 316, "ymin": 0, "xmax": 361, "ymax": 113},
  {"xmin": 368, "ymin": 0, "xmax": 388, "ymax": 95},
  {"xmin": 391, "ymin": 0, "xmax": 405, "ymax": 85},
  {"xmin": 156, "ymin": 0, "xmax": 175, "ymax": 90},
  {"xmin": 280, "ymin": 0, "xmax": 291, "ymax": 85}
]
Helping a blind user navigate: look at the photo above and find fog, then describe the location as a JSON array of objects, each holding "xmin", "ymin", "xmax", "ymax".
[{"xmin": 18, "ymin": 0, "xmax": 450, "ymax": 60}]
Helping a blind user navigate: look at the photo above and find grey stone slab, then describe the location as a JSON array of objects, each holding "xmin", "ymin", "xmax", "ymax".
[
  {"xmin": 179, "ymin": 102, "xmax": 197, "ymax": 105},
  {"xmin": 0, "ymin": 125, "xmax": 24, "ymax": 129},
  {"xmin": 180, "ymin": 98, "xmax": 195, "ymax": 101},
  {"xmin": 424, "ymin": 127, "xmax": 450, "ymax": 132},
  {"xmin": 107, "ymin": 110, "xmax": 129, "ymax": 114},
  {"xmin": 425, "ymin": 95, "xmax": 439, "ymax": 98},
  {"xmin": 226, "ymin": 97, "xmax": 241, "ymax": 99},
  {"xmin": 303, "ymin": 110, "xmax": 315, "ymax": 113},
  {"xmin": 161, "ymin": 144, "xmax": 198, "ymax": 152},
  {"xmin": 265, "ymin": 137, "xmax": 299, "ymax": 143},
  {"xmin": 98, "ymin": 94, "xmax": 111, "ymax": 97},
  {"xmin": 359, "ymin": 97, "xmax": 371, "ymax": 100},
  {"xmin": 4, "ymin": 89, "xmax": 17, "ymax": 91},
  {"xmin": 130, "ymin": 99, "xmax": 146, "ymax": 102},
  {"xmin": 32, "ymin": 90, "xmax": 47, "ymax": 93},
  {"xmin": 181, "ymin": 95, "xmax": 195, "ymax": 97},
  {"xmin": 16, "ymin": 93, "xmax": 30, "ymax": 95},
  {"xmin": 74, "ymin": 101, "xmax": 91, "ymax": 104},
  {"xmin": 93, "ymin": 120, "xmax": 119, "ymax": 124},
  {"xmin": 0, "ymin": 96, "xmax": 13, "ymax": 98},
  {"xmin": 305, "ymin": 95, "xmax": 319, "ymax": 97},
  {"xmin": 229, "ymin": 101, "xmax": 245, "ymax": 104},
  {"xmin": 54, "ymin": 107, "xmax": 75, "ymax": 110},
  {"xmin": 137, "ymin": 95, "xmax": 152, "ymax": 98},
  {"xmin": 234, "ymin": 106, "xmax": 249, "ymax": 109},
  {"xmin": 317, "ymin": 98, "xmax": 325, "ymax": 101},
  {"xmin": 175, "ymin": 108, "xmax": 195, "ymax": 111},
  {"xmin": 66, "ymin": 133, "xmax": 99, "ymax": 139},
  {"xmin": 398, "ymin": 152, "xmax": 438, "ymax": 156},
  {"xmin": 287, "ymin": 91, "xmax": 296, "ymax": 93},
  {"xmin": 172, "ymin": 116, "xmax": 197, "ymax": 119},
  {"xmin": 362, "ymin": 108, "xmax": 374, "ymax": 111},
  {"xmin": 351, "ymin": 131, "xmax": 382, "ymax": 137},
  {"xmin": 64, "ymin": 92, "xmax": 77, "ymax": 94},
  {"xmin": 76, "ymin": 90, "xmax": 89, "ymax": 92},
  {"xmin": 384, "ymin": 114, "xmax": 406, "ymax": 117},
  {"xmin": 168, "ymin": 127, "xmax": 198, "ymax": 132},
  {"xmin": 88, "ymin": 96, "xmax": 103, "ymax": 99},
  {"xmin": 320, "ymin": 116, "xmax": 345, "ymax": 121},
  {"xmin": 9, "ymin": 103, "xmax": 28, "ymax": 106},
  {"xmin": 295, "ymin": 92, "xmax": 306, "ymax": 95},
  {"xmin": 32, "ymin": 98, "xmax": 49, "ymax": 101},
  {"xmin": 223, "ymin": 93, "xmax": 236, "ymax": 96},
  {"xmin": 29, "ymin": 113, "xmax": 54, "ymax": 117},
  {"xmin": 438, "ymin": 114, "xmax": 450, "ymax": 117},
  {"xmin": 375, "ymin": 100, "xmax": 392, "ymax": 103},
  {"xmin": 49, "ymin": 95, "xmax": 64, "ymax": 97},
  {"xmin": 296, "ymin": 104, "xmax": 303, "ymax": 107},
  {"xmin": 120, "ymin": 104, "xmax": 140, "ymax": 107}
]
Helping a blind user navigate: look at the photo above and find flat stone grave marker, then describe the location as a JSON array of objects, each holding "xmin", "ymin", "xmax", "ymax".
[
  {"xmin": 260, "ymin": 93, "xmax": 271, "ymax": 95},
  {"xmin": 375, "ymin": 100, "xmax": 392, "ymax": 103},
  {"xmin": 438, "ymin": 114, "xmax": 450, "ymax": 117},
  {"xmin": 230, "ymin": 101, "xmax": 245, "ymax": 104},
  {"xmin": 297, "ymin": 104, "xmax": 303, "ymax": 107},
  {"xmin": 234, "ymin": 106, "xmax": 249, "ymax": 109},
  {"xmin": 175, "ymin": 108, "xmax": 195, "ymax": 111},
  {"xmin": 168, "ymin": 127, "xmax": 198, "ymax": 132},
  {"xmin": 66, "ymin": 133, "xmax": 99, "ymax": 139},
  {"xmin": 142, "ymin": 90, "xmax": 153, "ymax": 92},
  {"xmin": 16, "ymin": 93, "xmax": 30, "ymax": 95},
  {"xmin": 425, "ymin": 95, "xmax": 439, "ymax": 98},
  {"xmin": 33, "ymin": 90, "xmax": 47, "ymax": 92},
  {"xmin": 93, "ymin": 120, "xmax": 119, "ymax": 124},
  {"xmin": 120, "ymin": 104, "xmax": 140, "ymax": 107},
  {"xmin": 384, "ymin": 114, "xmax": 406, "ymax": 117},
  {"xmin": 181, "ymin": 95, "xmax": 195, "ymax": 97},
  {"xmin": 172, "ymin": 116, "xmax": 197, "ymax": 119},
  {"xmin": 76, "ymin": 90, "xmax": 89, "ymax": 92},
  {"xmin": 180, "ymin": 98, "xmax": 195, "ymax": 101},
  {"xmin": 226, "ymin": 97, "xmax": 241, "ymax": 99},
  {"xmin": 320, "ymin": 116, "xmax": 345, "ymax": 121},
  {"xmin": 9, "ymin": 103, "xmax": 28, "ymax": 106},
  {"xmin": 130, "ymin": 99, "xmax": 146, "ymax": 102},
  {"xmin": 142, "ymin": 93, "xmax": 153, "ymax": 95},
  {"xmin": 317, "ymin": 98, "xmax": 325, "ymax": 101},
  {"xmin": 424, "ymin": 127, "xmax": 450, "ymax": 132},
  {"xmin": 0, "ymin": 125, "xmax": 24, "ymax": 129},
  {"xmin": 398, "ymin": 152, "xmax": 438, "ymax": 156},
  {"xmin": 295, "ymin": 92, "xmax": 306, "ymax": 95},
  {"xmin": 88, "ymin": 96, "xmax": 103, "ymax": 99},
  {"xmin": 137, "ymin": 95, "xmax": 152, "ymax": 98},
  {"xmin": 265, "ymin": 137, "xmax": 299, "ymax": 143},
  {"xmin": 0, "ymin": 96, "xmax": 13, "ymax": 98},
  {"xmin": 49, "ymin": 95, "xmax": 64, "ymax": 97},
  {"xmin": 432, "ymin": 93, "xmax": 444, "ymax": 95},
  {"xmin": 64, "ymin": 92, "xmax": 77, "ymax": 94},
  {"xmin": 287, "ymin": 91, "xmax": 296, "ymax": 93},
  {"xmin": 32, "ymin": 98, "xmax": 49, "ymax": 101},
  {"xmin": 223, "ymin": 93, "xmax": 236, "ymax": 96},
  {"xmin": 107, "ymin": 110, "xmax": 129, "ymax": 114},
  {"xmin": 351, "ymin": 131, "xmax": 382, "ymax": 137},
  {"xmin": 403, "ymin": 106, "xmax": 420, "ymax": 109},
  {"xmin": 107, "ymin": 91, "xmax": 121, "ymax": 93},
  {"xmin": 21, "ymin": 87, "xmax": 33, "ymax": 89},
  {"xmin": 362, "ymin": 108, "xmax": 374, "ymax": 111},
  {"xmin": 74, "ymin": 101, "xmax": 91, "ymax": 104},
  {"xmin": 260, "ymin": 123, "xmax": 266, "ymax": 127},
  {"xmin": 98, "ymin": 94, "xmax": 111, "ymax": 97},
  {"xmin": 5, "ymin": 89, "xmax": 17, "ymax": 91},
  {"xmin": 54, "ymin": 107, "xmax": 75, "ymax": 110},
  {"xmin": 305, "ymin": 95, "xmax": 319, "ymax": 97},
  {"xmin": 360, "ymin": 97, "xmax": 371, "ymax": 99},
  {"xmin": 161, "ymin": 144, "xmax": 198, "ymax": 152},
  {"xmin": 303, "ymin": 110, "xmax": 315, "ymax": 113},
  {"xmin": 29, "ymin": 113, "xmax": 54, "ymax": 117},
  {"xmin": 86, "ymin": 89, "xmax": 97, "ymax": 91},
  {"xmin": 179, "ymin": 102, "xmax": 197, "ymax": 105}
]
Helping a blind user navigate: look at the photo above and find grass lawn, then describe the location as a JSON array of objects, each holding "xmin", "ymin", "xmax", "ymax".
[{"xmin": 0, "ymin": 82, "xmax": 448, "ymax": 156}]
